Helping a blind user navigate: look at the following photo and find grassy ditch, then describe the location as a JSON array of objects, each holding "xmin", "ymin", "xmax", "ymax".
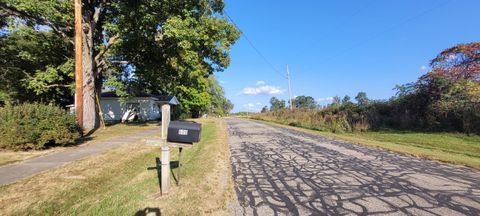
[
  {"xmin": 251, "ymin": 116, "xmax": 480, "ymax": 170},
  {"xmin": 0, "ymin": 118, "xmax": 234, "ymax": 215}
]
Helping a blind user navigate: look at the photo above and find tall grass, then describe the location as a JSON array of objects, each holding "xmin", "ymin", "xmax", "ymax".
[{"xmin": 253, "ymin": 109, "xmax": 368, "ymax": 133}]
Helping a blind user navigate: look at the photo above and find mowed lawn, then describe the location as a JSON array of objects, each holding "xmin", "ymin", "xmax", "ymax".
[
  {"xmin": 0, "ymin": 118, "xmax": 235, "ymax": 215},
  {"xmin": 347, "ymin": 131, "xmax": 480, "ymax": 157},
  {"xmin": 252, "ymin": 118, "xmax": 480, "ymax": 170}
]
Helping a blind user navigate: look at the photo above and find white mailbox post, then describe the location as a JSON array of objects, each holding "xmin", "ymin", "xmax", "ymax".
[
  {"xmin": 160, "ymin": 104, "xmax": 171, "ymax": 195},
  {"xmin": 145, "ymin": 97, "xmax": 198, "ymax": 196}
]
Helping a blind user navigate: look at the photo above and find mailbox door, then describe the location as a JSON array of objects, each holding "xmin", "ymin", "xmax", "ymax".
[{"xmin": 167, "ymin": 121, "xmax": 201, "ymax": 144}]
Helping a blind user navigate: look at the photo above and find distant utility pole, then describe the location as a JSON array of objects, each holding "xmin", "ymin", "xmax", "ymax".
[
  {"xmin": 74, "ymin": 0, "xmax": 83, "ymax": 128},
  {"xmin": 286, "ymin": 64, "xmax": 293, "ymax": 110}
]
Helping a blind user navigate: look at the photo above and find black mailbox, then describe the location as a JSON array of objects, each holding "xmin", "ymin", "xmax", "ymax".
[{"xmin": 167, "ymin": 121, "xmax": 201, "ymax": 144}]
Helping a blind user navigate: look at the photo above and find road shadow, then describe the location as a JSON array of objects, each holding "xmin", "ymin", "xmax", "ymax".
[
  {"xmin": 147, "ymin": 157, "xmax": 180, "ymax": 194},
  {"xmin": 227, "ymin": 118, "xmax": 480, "ymax": 215},
  {"xmin": 134, "ymin": 207, "xmax": 161, "ymax": 216}
]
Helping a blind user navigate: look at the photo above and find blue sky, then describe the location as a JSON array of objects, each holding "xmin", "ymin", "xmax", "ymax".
[{"xmin": 216, "ymin": 0, "xmax": 480, "ymax": 112}]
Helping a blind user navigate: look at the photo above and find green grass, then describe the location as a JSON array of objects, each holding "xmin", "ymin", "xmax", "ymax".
[
  {"xmin": 1, "ymin": 118, "xmax": 234, "ymax": 215},
  {"xmin": 347, "ymin": 131, "xmax": 480, "ymax": 157},
  {"xmin": 26, "ymin": 151, "xmax": 161, "ymax": 215},
  {"xmin": 80, "ymin": 122, "xmax": 159, "ymax": 143},
  {"xmin": 252, "ymin": 118, "xmax": 480, "ymax": 170}
]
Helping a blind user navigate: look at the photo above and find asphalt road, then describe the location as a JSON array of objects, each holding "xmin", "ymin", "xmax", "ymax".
[{"xmin": 226, "ymin": 118, "xmax": 480, "ymax": 216}]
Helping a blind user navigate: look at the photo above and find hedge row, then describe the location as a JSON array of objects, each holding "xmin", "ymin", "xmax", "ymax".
[{"xmin": 0, "ymin": 103, "xmax": 81, "ymax": 150}]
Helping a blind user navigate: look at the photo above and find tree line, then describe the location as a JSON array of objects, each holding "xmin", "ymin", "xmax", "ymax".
[
  {"xmin": 263, "ymin": 92, "xmax": 370, "ymax": 112},
  {"xmin": 0, "ymin": 0, "xmax": 239, "ymax": 130},
  {"xmin": 260, "ymin": 42, "xmax": 480, "ymax": 134}
]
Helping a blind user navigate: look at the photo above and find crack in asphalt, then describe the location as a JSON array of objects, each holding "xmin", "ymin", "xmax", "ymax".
[{"xmin": 226, "ymin": 118, "xmax": 480, "ymax": 216}]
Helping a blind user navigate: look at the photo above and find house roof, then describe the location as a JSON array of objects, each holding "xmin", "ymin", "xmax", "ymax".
[
  {"xmin": 100, "ymin": 91, "xmax": 180, "ymax": 105},
  {"xmin": 155, "ymin": 95, "xmax": 180, "ymax": 105},
  {"xmin": 101, "ymin": 91, "xmax": 155, "ymax": 98}
]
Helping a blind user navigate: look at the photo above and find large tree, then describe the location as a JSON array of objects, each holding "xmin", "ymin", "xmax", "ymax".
[
  {"xmin": 270, "ymin": 97, "xmax": 286, "ymax": 111},
  {"xmin": 377, "ymin": 42, "xmax": 480, "ymax": 132},
  {"xmin": 1, "ymin": 0, "xmax": 239, "ymax": 129},
  {"xmin": 425, "ymin": 42, "xmax": 480, "ymax": 81},
  {"xmin": 355, "ymin": 92, "xmax": 369, "ymax": 106},
  {"xmin": 0, "ymin": 23, "xmax": 73, "ymax": 104},
  {"xmin": 417, "ymin": 42, "xmax": 480, "ymax": 133},
  {"xmin": 341, "ymin": 95, "xmax": 352, "ymax": 105},
  {"xmin": 1, "ymin": 0, "xmax": 116, "ymax": 131},
  {"xmin": 103, "ymin": 1, "xmax": 239, "ymax": 118},
  {"xmin": 208, "ymin": 77, "xmax": 233, "ymax": 116},
  {"xmin": 293, "ymin": 95, "xmax": 317, "ymax": 109}
]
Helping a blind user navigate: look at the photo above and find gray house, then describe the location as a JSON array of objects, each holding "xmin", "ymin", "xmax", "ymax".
[{"xmin": 99, "ymin": 92, "xmax": 179, "ymax": 122}]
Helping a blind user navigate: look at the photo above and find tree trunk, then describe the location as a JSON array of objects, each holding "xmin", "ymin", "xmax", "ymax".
[{"xmin": 82, "ymin": 11, "xmax": 99, "ymax": 133}]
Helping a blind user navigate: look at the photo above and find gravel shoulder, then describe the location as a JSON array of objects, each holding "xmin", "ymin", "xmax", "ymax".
[{"xmin": 226, "ymin": 117, "xmax": 480, "ymax": 215}]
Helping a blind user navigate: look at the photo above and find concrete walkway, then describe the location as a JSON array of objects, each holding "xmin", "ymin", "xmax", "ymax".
[{"xmin": 0, "ymin": 128, "xmax": 160, "ymax": 185}]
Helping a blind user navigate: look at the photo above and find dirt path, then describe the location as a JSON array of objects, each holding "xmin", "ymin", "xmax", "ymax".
[
  {"xmin": 0, "ymin": 128, "xmax": 159, "ymax": 185},
  {"xmin": 226, "ymin": 117, "xmax": 480, "ymax": 215}
]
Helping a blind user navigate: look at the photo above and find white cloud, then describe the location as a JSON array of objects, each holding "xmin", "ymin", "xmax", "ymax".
[
  {"xmin": 241, "ymin": 81, "xmax": 285, "ymax": 96},
  {"xmin": 242, "ymin": 102, "xmax": 263, "ymax": 112},
  {"xmin": 255, "ymin": 80, "xmax": 266, "ymax": 85},
  {"xmin": 317, "ymin": 97, "xmax": 334, "ymax": 102},
  {"xmin": 219, "ymin": 80, "xmax": 226, "ymax": 84},
  {"xmin": 242, "ymin": 85, "xmax": 284, "ymax": 96},
  {"xmin": 242, "ymin": 103, "xmax": 262, "ymax": 112},
  {"xmin": 420, "ymin": 65, "xmax": 428, "ymax": 71}
]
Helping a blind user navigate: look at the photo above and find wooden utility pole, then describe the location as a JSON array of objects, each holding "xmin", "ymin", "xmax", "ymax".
[
  {"xmin": 286, "ymin": 64, "xmax": 293, "ymax": 110},
  {"xmin": 74, "ymin": 0, "xmax": 83, "ymax": 128}
]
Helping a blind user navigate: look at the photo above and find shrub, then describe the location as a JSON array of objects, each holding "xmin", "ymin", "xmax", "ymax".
[
  {"xmin": 0, "ymin": 103, "xmax": 82, "ymax": 150},
  {"xmin": 353, "ymin": 119, "xmax": 370, "ymax": 132},
  {"xmin": 253, "ymin": 109, "xmax": 354, "ymax": 133}
]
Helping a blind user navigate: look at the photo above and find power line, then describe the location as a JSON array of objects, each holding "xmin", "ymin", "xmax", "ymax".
[
  {"xmin": 342, "ymin": 0, "xmax": 377, "ymax": 22},
  {"xmin": 224, "ymin": 10, "xmax": 287, "ymax": 79},
  {"xmin": 315, "ymin": 0, "xmax": 377, "ymax": 44},
  {"xmin": 319, "ymin": 0, "xmax": 452, "ymax": 64}
]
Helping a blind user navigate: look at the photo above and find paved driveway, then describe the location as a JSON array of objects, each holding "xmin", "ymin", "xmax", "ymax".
[{"xmin": 227, "ymin": 118, "xmax": 480, "ymax": 215}]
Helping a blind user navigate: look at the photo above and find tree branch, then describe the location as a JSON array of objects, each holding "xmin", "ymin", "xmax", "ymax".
[
  {"xmin": 0, "ymin": 2, "xmax": 73, "ymax": 43},
  {"xmin": 112, "ymin": 60, "xmax": 129, "ymax": 64},
  {"xmin": 44, "ymin": 83, "xmax": 74, "ymax": 88},
  {"xmin": 91, "ymin": 2, "xmax": 104, "ymax": 30},
  {"xmin": 94, "ymin": 34, "xmax": 119, "ymax": 70}
]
